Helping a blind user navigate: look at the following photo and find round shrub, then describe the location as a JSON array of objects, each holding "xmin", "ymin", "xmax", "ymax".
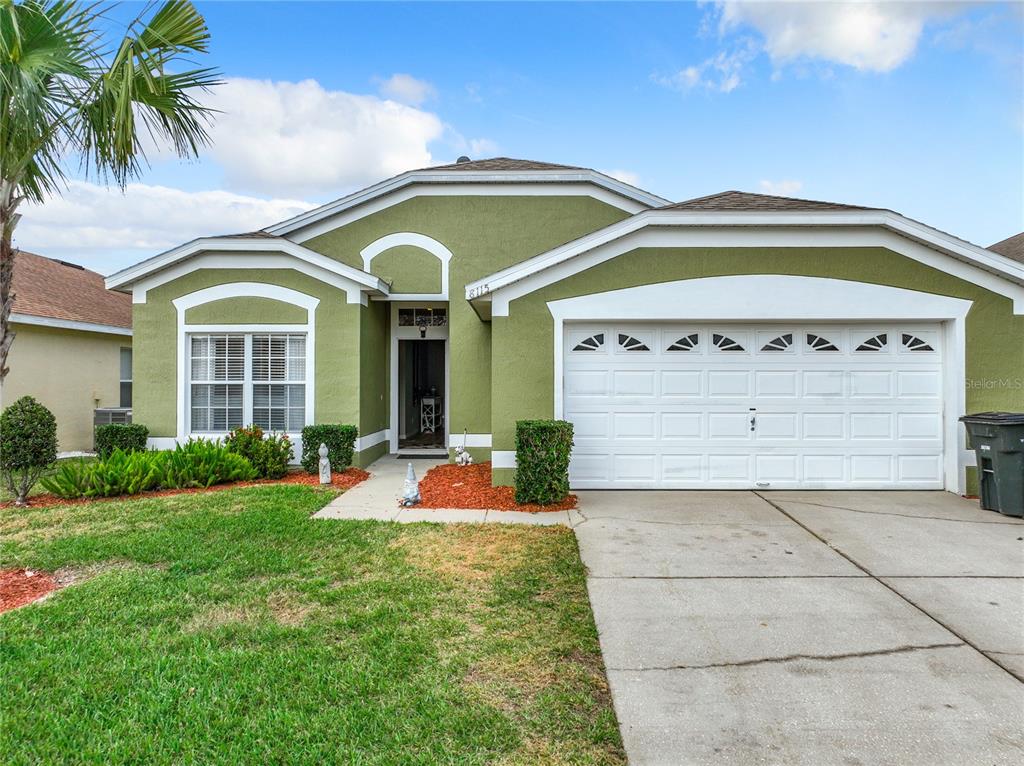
[
  {"xmin": 0, "ymin": 396, "xmax": 58, "ymax": 505},
  {"xmin": 224, "ymin": 426, "xmax": 292, "ymax": 479}
]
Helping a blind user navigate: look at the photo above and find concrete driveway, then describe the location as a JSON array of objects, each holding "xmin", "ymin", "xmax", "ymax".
[{"xmin": 574, "ymin": 490, "xmax": 1024, "ymax": 765}]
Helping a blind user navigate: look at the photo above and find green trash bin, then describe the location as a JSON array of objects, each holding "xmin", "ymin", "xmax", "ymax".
[{"xmin": 959, "ymin": 412, "xmax": 1024, "ymax": 517}]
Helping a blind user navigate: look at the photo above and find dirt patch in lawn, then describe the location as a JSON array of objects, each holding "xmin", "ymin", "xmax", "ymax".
[
  {"xmin": 0, "ymin": 568, "xmax": 58, "ymax": 613},
  {"xmin": 0, "ymin": 468, "xmax": 369, "ymax": 511},
  {"xmin": 394, "ymin": 524, "xmax": 537, "ymax": 584},
  {"xmin": 416, "ymin": 462, "xmax": 576, "ymax": 513}
]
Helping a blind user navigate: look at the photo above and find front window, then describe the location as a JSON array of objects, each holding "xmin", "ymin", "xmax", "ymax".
[
  {"xmin": 188, "ymin": 332, "xmax": 306, "ymax": 433},
  {"xmin": 119, "ymin": 347, "xmax": 133, "ymax": 407},
  {"xmin": 251, "ymin": 334, "xmax": 306, "ymax": 431}
]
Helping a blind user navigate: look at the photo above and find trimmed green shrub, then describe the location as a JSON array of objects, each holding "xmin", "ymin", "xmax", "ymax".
[
  {"xmin": 224, "ymin": 426, "xmax": 292, "ymax": 479},
  {"xmin": 40, "ymin": 440, "xmax": 256, "ymax": 499},
  {"xmin": 300, "ymin": 424, "xmax": 358, "ymax": 474},
  {"xmin": 94, "ymin": 423, "xmax": 149, "ymax": 458},
  {"xmin": 514, "ymin": 420, "xmax": 574, "ymax": 505},
  {"xmin": 1, "ymin": 396, "xmax": 58, "ymax": 505}
]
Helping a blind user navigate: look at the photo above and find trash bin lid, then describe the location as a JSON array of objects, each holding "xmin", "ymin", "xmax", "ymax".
[{"xmin": 959, "ymin": 411, "xmax": 1024, "ymax": 425}]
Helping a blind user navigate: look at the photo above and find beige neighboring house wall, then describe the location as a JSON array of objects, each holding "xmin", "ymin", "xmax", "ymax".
[
  {"xmin": 0, "ymin": 323, "xmax": 131, "ymax": 452},
  {"xmin": 1, "ymin": 251, "xmax": 133, "ymax": 453}
]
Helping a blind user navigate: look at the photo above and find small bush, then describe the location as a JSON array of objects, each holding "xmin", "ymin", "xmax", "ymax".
[
  {"xmin": 40, "ymin": 440, "xmax": 256, "ymax": 499},
  {"xmin": 1, "ymin": 396, "xmax": 58, "ymax": 505},
  {"xmin": 514, "ymin": 420, "xmax": 574, "ymax": 505},
  {"xmin": 300, "ymin": 424, "xmax": 358, "ymax": 474},
  {"xmin": 159, "ymin": 439, "xmax": 256, "ymax": 489},
  {"xmin": 95, "ymin": 423, "xmax": 149, "ymax": 458},
  {"xmin": 224, "ymin": 426, "xmax": 292, "ymax": 479},
  {"xmin": 43, "ymin": 449, "xmax": 161, "ymax": 499}
]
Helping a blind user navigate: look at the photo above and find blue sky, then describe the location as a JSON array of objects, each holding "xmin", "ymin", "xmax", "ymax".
[{"xmin": 17, "ymin": 1, "xmax": 1024, "ymax": 274}]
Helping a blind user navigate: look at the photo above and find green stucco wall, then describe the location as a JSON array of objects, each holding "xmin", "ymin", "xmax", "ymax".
[
  {"xmin": 133, "ymin": 268, "xmax": 362, "ymax": 438},
  {"xmin": 184, "ymin": 296, "xmax": 307, "ymax": 325},
  {"xmin": 490, "ymin": 246, "xmax": 1024, "ymax": 489},
  {"xmin": 370, "ymin": 246, "xmax": 442, "ymax": 294},
  {"xmin": 304, "ymin": 196, "xmax": 631, "ymax": 446}
]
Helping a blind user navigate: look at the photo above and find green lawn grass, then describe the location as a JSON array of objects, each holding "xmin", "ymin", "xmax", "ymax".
[{"xmin": 0, "ymin": 485, "xmax": 623, "ymax": 765}]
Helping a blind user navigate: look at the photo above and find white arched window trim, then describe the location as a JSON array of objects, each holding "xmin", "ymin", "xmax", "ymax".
[
  {"xmin": 360, "ymin": 232, "xmax": 453, "ymax": 300},
  {"xmin": 167, "ymin": 283, "xmax": 320, "ymax": 444}
]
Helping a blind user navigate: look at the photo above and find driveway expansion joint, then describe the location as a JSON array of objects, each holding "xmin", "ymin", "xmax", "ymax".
[
  {"xmin": 608, "ymin": 642, "xmax": 966, "ymax": 672},
  {"xmin": 773, "ymin": 498, "xmax": 1024, "ymax": 526},
  {"xmin": 755, "ymin": 491, "xmax": 1024, "ymax": 684}
]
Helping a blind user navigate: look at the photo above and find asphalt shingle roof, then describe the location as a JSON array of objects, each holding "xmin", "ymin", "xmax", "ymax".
[
  {"xmin": 11, "ymin": 251, "xmax": 131, "ymax": 329},
  {"xmin": 988, "ymin": 232, "xmax": 1024, "ymax": 264},
  {"xmin": 425, "ymin": 157, "xmax": 584, "ymax": 172},
  {"xmin": 661, "ymin": 190, "xmax": 881, "ymax": 212}
]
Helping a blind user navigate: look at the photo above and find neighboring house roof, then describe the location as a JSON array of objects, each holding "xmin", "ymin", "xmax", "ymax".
[
  {"xmin": 663, "ymin": 190, "xmax": 881, "ymax": 213},
  {"xmin": 11, "ymin": 251, "xmax": 132, "ymax": 335},
  {"xmin": 262, "ymin": 157, "xmax": 670, "ymax": 240},
  {"xmin": 989, "ymin": 232, "xmax": 1024, "ymax": 264}
]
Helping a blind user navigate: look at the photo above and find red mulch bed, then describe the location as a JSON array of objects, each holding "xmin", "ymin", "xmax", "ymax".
[
  {"xmin": 0, "ymin": 568, "xmax": 58, "ymax": 614},
  {"xmin": 0, "ymin": 468, "xmax": 370, "ymax": 511},
  {"xmin": 416, "ymin": 462, "xmax": 576, "ymax": 513}
]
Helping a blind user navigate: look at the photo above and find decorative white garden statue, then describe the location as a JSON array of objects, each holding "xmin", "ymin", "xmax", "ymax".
[
  {"xmin": 318, "ymin": 442, "xmax": 331, "ymax": 484},
  {"xmin": 402, "ymin": 462, "xmax": 420, "ymax": 506},
  {"xmin": 454, "ymin": 429, "xmax": 474, "ymax": 466}
]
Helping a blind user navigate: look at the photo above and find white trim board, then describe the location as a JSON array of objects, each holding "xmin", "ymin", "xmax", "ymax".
[
  {"xmin": 466, "ymin": 212, "xmax": 1024, "ymax": 317},
  {"xmin": 360, "ymin": 232, "xmax": 453, "ymax": 300},
  {"xmin": 265, "ymin": 170, "xmax": 669, "ymax": 241},
  {"xmin": 172, "ymin": 283, "xmax": 319, "ymax": 443},
  {"xmin": 107, "ymin": 237, "xmax": 389, "ymax": 303},
  {"xmin": 10, "ymin": 313, "xmax": 131, "ymax": 336},
  {"xmin": 448, "ymin": 433, "xmax": 492, "ymax": 448},
  {"xmin": 546, "ymin": 275, "xmax": 972, "ymax": 494}
]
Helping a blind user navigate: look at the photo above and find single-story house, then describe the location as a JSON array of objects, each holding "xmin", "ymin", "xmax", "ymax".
[
  {"xmin": 105, "ymin": 158, "xmax": 1024, "ymax": 495},
  {"xmin": 2, "ymin": 251, "xmax": 132, "ymax": 452}
]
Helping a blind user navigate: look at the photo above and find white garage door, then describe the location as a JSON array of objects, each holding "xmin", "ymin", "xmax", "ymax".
[{"xmin": 563, "ymin": 323, "xmax": 945, "ymax": 489}]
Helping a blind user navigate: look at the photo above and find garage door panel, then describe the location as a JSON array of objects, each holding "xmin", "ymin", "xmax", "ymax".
[
  {"xmin": 707, "ymin": 370, "xmax": 751, "ymax": 397},
  {"xmin": 662, "ymin": 412, "xmax": 702, "ymax": 439},
  {"xmin": 661, "ymin": 370, "xmax": 702, "ymax": 397},
  {"xmin": 614, "ymin": 412, "xmax": 657, "ymax": 439},
  {"xmin": 564, "ymin": 322, "xmax": 945, "ymax": 490},
  {"xmin": 566, "ymin": 369, "xmax": 609, "ymax": 396},
  {"xmin": 755, "ymin": 370, "xmax": 799, "ymax": 397},
  {"xmin": 708, "ymin": 412, "xmax": 752, "ymax": 440}
]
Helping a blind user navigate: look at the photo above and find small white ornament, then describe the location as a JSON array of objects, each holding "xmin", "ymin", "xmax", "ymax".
[
  {"xmin": 318, "ymin": 442, "xmax": 331, "ymax": 484},
  {"xmin": 454, "ymin": 429, "xmax": 474, "ymax": 466},
  {"xmin": 402, "ymin": 462, "xmax": 421, "ymax": 506}
]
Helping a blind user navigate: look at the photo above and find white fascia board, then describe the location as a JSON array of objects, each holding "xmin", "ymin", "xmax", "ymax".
[
  {"xmin": 10, "ymin": 313, "xmax": 132, "ymax": 336},
  {"xmin": 264, "ymin": 170, "xmax": 670, "ymax": 240},
  {"xmin": 106, "ymin": 238, "xmax": 389, "ymax": 298},
  {"xmin": 467, "ymin": 210, "xmax": 1024, "ymax": 314}
]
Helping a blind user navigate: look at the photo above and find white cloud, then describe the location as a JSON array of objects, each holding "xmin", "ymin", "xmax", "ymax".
[
  {"xmin": 655, "ymin": 40, "xmax": 757, "ymax": 93},
  {"xmin": 204, "ymin": 77, "xmax": 445, "ymax": 196},
  {"xmin": 758, "ymin": 179, "xmax": 804, "ymax": 196},
  {"xmin": 600, "ymin": 169, "xmax": 642, "ymax": 187},
  {"xmin": 376, "ymin": 73, "xmax": 437, "ymax": 106},
  {"xmin": 15, "ymin": 180, "xmax": 314, "ymax": 269},
  {"xmin": 715, "ymin": 1, "xmax": 965, "ymax": 73}
]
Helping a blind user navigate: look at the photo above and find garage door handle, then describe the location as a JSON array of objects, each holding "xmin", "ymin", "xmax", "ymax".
[{"xmin": 750, "ymin": 412, "xmax": 757, "ymax": 432}]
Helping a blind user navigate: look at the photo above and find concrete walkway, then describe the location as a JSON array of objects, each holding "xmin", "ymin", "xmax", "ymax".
[
  {"xmin": 576, "ymin": 490, "xmax": 1024, "ymax": 765},
  {"xmin": 312, "ymin": 456, "xmax": 577, "ymax": 526}
]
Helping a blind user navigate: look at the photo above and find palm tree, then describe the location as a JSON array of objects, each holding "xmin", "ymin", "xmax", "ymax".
[{"xmin": 0, "ymin": 0, "xmax": 220, "ymax": 380}]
